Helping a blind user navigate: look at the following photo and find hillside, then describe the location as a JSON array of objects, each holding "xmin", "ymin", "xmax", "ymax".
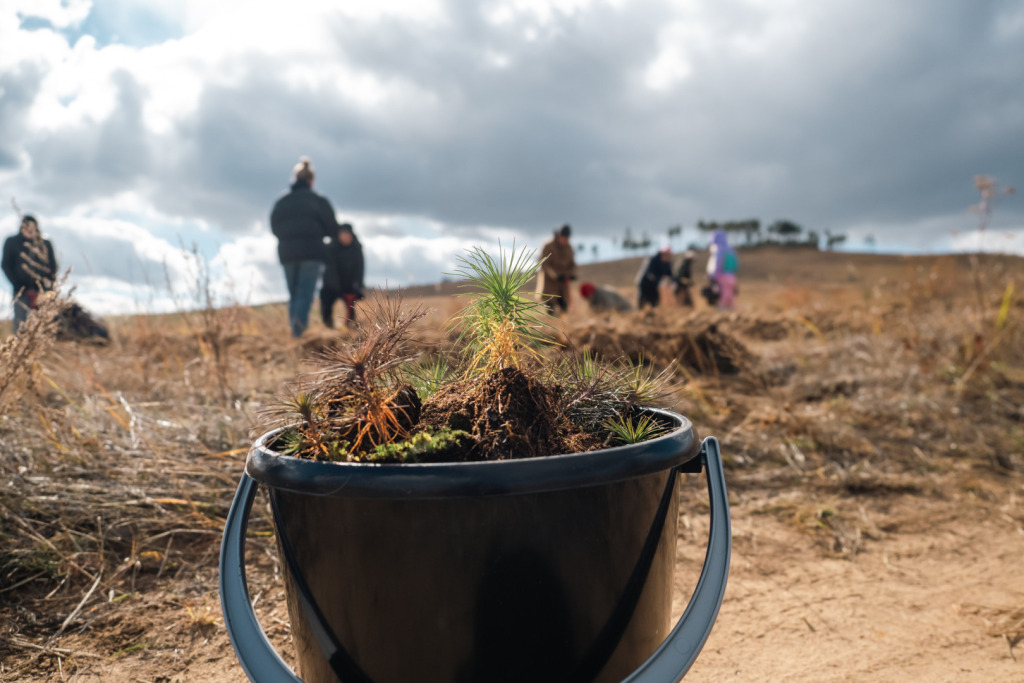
[
  {"xmin": 0, "ymin": 247, "xmax": 1022, "ymax": 681},
  {"xmin": 404, "ymin": 247, "xmax": 1024, "ymax": 301}
]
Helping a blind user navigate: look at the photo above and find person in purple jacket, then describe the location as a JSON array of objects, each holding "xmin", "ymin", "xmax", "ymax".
[{"xmin": 706, "ymin": 229, "xmax": 739, "ymax": 309}]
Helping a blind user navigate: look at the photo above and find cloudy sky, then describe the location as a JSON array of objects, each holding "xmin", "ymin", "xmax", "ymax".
[{"xmin": 2, "ymin": 0, "xmax": 1022, "ymax": 314}]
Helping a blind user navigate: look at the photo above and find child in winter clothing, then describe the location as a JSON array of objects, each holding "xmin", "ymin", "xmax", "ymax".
[
  {"xmin": 320, "ymin": 223, "xmax": 365, "ymax": 328},
  {"xmin": 674, "ymin": 250, "xmax": 695, "ymax": 307}
]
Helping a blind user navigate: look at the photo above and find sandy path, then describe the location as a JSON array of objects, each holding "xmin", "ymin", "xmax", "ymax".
[
  {"xmin": 10, "ymin": 475, "xmax": 1020, "ymax": 682},
  {"xmin": 682, "ymin": 479, "xmax": 1024, "ymax": 682}
]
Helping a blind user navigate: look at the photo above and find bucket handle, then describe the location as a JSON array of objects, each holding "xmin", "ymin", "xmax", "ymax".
[
  {"xmin": 622, "ymin": 436, "xmax": 730, "ymax": 682},
  {"xmin": 219, "ymin": 437, "xmax": 731, "ymax": 683}
]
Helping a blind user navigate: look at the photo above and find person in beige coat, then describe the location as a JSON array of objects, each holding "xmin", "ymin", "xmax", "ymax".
[{"xmin": 537, "ymin": 224, "xmax": 577, "ymax": 314}]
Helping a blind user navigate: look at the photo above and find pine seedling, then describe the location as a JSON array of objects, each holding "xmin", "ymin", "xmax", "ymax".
[
  {"xmin": 551, "ymin": 347, "xmax": 621, "ymax": 432},
  {"xmin": 449, "ymin": 244, "xmax": 555, "ymax": 375},
  {"xmin": 553, "ymin": 349, "xmax": 674, "ymax": 435},
  {"xmin": 612, "ymin": 355, "xmax": 674, "ymax": 406},
  {"xmin": 263, "ymin": 293, "xmax": 426, "ymax": 459},
  {"xmin": 263, "ymin": 247, "xmax": 677, "ymax": 463},
  {"xmin": 604, "ymin": 412, "xmax": 668, "ymax": 446},
  {"xmin": 312, "ymin": 296, "xmax": 425, "ymax": 452},
  {"xmin": 405, "ymin": 355, "xmax": 452, "ymax": 400}
]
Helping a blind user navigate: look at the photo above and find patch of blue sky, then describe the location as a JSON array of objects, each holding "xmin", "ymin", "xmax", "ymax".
[
  {"xmin": 141, "ymin": 220, "xmax": 226, "ymax": 261},
  {"xmin": 20, "ymin": 2, "xmax": 184, "ymax": 49}
]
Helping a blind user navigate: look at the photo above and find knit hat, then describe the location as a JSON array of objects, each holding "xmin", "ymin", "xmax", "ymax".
[
  {"xmin": 292, "ymin": 156, "xmax": 314, "ymax": 183},
  {"xmin": 558, "ymin": 224, "xmax": 571, "ymax": 237},
  {"xmin": 339, "ymin": 222, "xmax": 353, "ymax": 234},
  {"xmin": 21, "ymin": 214, "xmax": 38, "ymax": 226},
  {"xmin": 580, "ymin": 282, "xmax": 595, "ymax": 299}
]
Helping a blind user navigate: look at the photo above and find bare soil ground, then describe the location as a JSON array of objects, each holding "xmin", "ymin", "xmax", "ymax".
[{"xmin": 1, "ymin": 247, "xmax": 1022, "ymax": 681}]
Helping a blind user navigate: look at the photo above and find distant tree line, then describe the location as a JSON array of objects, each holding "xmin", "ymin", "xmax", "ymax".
[{"xmin": 573, "ymin": 219, "xmax": 851, "ymax": 259}]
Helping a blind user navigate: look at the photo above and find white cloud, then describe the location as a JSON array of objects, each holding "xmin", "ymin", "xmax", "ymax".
[
  {"xmin": 282, "ymin": 63, "xmax": 392, "ymax": 108},
  {"xmin": 209, "ymin": 234, "xmax": 282, "ymax": 305},
  {"xmin": 486, "ymin": 0, "xmax": 611, "ymax": 27},
  {"xmin": 29, "ymin": 36, "xmax": 122, "ymax": 130},
  {"xmin": 949, "ymin": 228, "xmax": 1024, "ymax": 255},
  {"xmin": 68, "ymin": 274, "xmax": 177, "ymax": 316},
  {"xmin": 0, "ymin": 11, "xmax": 74, "ymax": 71},
  {"xmin": 485, "ymin": 51, "xmax": 512, "ymax": 69},
  {"xmin": 643, "ymin": 42, "xmax": 693, "ymax": 91}
]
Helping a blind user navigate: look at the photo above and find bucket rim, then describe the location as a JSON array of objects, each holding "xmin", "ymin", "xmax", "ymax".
[{"xmin": 245, "ymin": 408, "xmax": 698, "ymax": 499}]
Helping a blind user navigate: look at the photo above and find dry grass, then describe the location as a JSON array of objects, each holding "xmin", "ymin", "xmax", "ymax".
[
  {"xmin": 0, "ymin": 290, "xmax": 298, "ymax": 676},
  {"xmin": 0, "ymin": 249, "xmax": 1021, "ymax": 678},
  {"xmin": 0, "ymin": 275, "xmax": 72, "ymax": 415}
]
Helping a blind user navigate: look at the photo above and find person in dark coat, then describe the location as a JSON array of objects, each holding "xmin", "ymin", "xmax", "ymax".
[
  {"xmin": 270, "ymin": 157, "xmax": 340, "ymax": 337},
  {"xmin": 635, "ymin": 246, "xmax": 674, "ymax": 309},
  {"xmin": 673, "ymin": 250, "xmax": 696, "ymax": 307},
  {"xmin": 2, "ymin": 214, "xmax": 57, "ymax": 334},
  {"xmin": 320, "ymin": 223, "xmax": 365, "ymax": 329}
]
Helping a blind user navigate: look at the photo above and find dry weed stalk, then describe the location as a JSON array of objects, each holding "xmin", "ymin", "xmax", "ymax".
[
  {"xmin": 0, "ymin": 273, "xmax": 72, "ymax": 414},
  {"xmin": 163, "ymin": 244, "xmax": 245, "ymax": 404},
  {"xmin": 965, "ymin": 175, "xmax": 1016, "ymax": 336}
]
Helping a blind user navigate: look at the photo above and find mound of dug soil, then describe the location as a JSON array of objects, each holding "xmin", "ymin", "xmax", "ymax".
[
  {"xmin": 564, "ymin": 313, "xmax": 756, "ymax": 375},
  {"xmin": 419, "ymin": 366, "xmax": 599, "ymax": 460},
  {"xmin": 736, "ymin": 317, "xmax": 793, "ymax": 341}
]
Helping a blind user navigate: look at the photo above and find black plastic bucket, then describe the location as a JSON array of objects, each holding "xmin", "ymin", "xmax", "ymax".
[{"xmin": 220, "ymin": 409, "xmax": 730, "ymax": 682}]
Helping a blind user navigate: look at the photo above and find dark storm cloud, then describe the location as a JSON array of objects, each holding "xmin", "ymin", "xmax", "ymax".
[
  {"xmin": 0, "ymin": 64, "xmax": 42, "ymax": 169},
  {"xmin": 152, "ymin": 60, "xmax": 300, "ymax": 230},
  {"xmin": 677, "ymin": 2, "xmax": 1024, "ymax": 229},
  {"xmin": 48, "ymin": 224, "xmax": 169, "ymax": 286},
  {"xmin": 9, "ymin": 0, "xmax": 1024, "ymax": 248},
  {"xmin": 311, "ymin": 0, "xmax": 1024, "ymax": 240},
  {"xmin": 28, "ymin": 70, "xmax": 152, "ymax": 210},
  {"xmin": 316, "ymin": 1, "xmax": 660, "ymax": 231}
]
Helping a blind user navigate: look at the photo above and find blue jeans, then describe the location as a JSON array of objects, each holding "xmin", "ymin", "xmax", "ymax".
[
  {"xmin": 12, "ymin": 291, "xmax": 33, "ymax": 334},
  {"xmin": 282, "ymin": 261, "xmax": 323, "ymax": 338}
]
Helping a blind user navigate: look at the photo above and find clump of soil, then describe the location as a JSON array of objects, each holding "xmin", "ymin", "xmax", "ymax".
[
  {"xmin": 419, "ymin": 366, "xmax": 600, "ymax": 460},
  {"xmin": 567, "ymin": 315, "xmax": 756, "ymax": 376},
  {"xmin": 679, "ymin": 322, "xmax": 756, "ymax": 374},
  {"xmin": 737, "ymin": 317, "xmax": 793, "ymax": 341}
]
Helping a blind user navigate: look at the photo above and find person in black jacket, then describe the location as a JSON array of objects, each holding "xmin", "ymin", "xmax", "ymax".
[
  {"xmin": 320, "ymin": 223, "xmax": 365, "ymax": 329},
  {"xmin": 673, "ymin": 250, "xmax": 695, "ymax": 307},
  {"xmin": 635, "ymin": 246, "xmax": 674, "ymax": 309},
  {"xmin": 270, "ymin": 157, "xmax": 340, "ymax": 337},
  {"xmin": 2, "ymin": 214, "xmax": 57, "ymax": 334}
]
